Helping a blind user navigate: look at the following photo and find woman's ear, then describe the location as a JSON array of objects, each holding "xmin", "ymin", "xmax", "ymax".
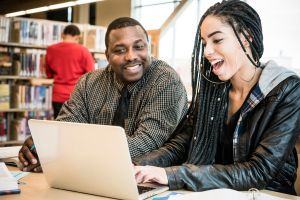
[{"xmin": 241, "ymin": 29, "xmax": 252, "ymax": 47}]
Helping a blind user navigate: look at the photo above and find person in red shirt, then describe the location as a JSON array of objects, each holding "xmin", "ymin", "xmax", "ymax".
[{"xmin": 46, "ymin": 24, "xmax": 95, "ymax": 118}]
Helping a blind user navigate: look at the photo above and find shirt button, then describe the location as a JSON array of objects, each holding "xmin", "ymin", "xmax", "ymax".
[
  {"xmin": 217, "ymin": 98, "xmax": 221, "ymax": 101},
  {"xmin": 194, "ymin": 137, "xmax": 197, "ymax": 140},
  {"xmin": 211, "ymin": 117, "xmax": 214, "ymax": 120}
]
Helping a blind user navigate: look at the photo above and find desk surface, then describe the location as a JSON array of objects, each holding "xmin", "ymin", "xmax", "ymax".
[{"xmin": 3, "ymin": 166, "xmax": 300, "ymax": 200}]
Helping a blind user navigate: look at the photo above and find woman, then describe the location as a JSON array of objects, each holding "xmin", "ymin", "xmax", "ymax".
[{"xmin": 134, "ymin": 0, "xmax": 300, "ymax": 195}]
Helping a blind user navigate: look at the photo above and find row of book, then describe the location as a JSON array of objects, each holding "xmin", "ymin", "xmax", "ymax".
[
  {"xmin": 0, "ymin": 16, "xmax": 107, "ymax": 52},
  {"xmin": 11, "ymin": 18, "xmax": 64, "ymax": 46},
  {"xmin": 0, "ymin": 111, "xmax": 52, "ymax": 142},
  {"xmin": 0, "ymin": 83, "xmax": 52, "ymax": 110},
  {"xmin": 0, "ymin": 16, "xmax": 10, "ymax": 43},
  {"xmin": 0, "ymin": 46, "xmax": 110, "ymax": 76},
  {"xmin": 0, "ymin": 46, "xmax": 47, "ymax": 77}
]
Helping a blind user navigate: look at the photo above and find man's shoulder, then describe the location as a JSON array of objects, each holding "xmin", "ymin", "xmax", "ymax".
[
  {"xmin": 149, "ymin": 58, "xmax": 181, "ymax": 79},
  {"xmin": 82, "ymin": 67, "xmax": 111, "ymax": 82},
  {"xmin": 47, "ymin": 42, "xmax": 87, "ymax": 50},
  {"xmin": 47, "ymin": 42, "xmax": 65, "ymax": 48}
]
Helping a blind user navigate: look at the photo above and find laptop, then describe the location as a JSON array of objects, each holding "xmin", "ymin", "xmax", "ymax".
[{"xmin": 28, "ymin": 119, "xmax": 169, "ymax": 200}]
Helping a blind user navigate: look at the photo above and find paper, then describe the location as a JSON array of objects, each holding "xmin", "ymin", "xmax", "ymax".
[
  {"xmin": 0, "ymin": 162, "xmax": 20, "ymax": 195},
  {"xmin": 0, "ymin": 146, "xmax": 22, "ymax": 167},
  {"xmin": 0, "ymin": 146, "xmax": 21, "ymax": 159},
  {"xmin": 168, "ymin": 188, "xmax": 289, "ymax": 200},
  {"xmin": 11, "ymin": 171, "xmax": 29, "ymax": 180},
  {"xmin": 152, "ymin": 191, "xmax": 182, "ymax": 200}
]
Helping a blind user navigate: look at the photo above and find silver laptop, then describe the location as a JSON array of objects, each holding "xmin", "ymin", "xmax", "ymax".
[{"xmin": 28, "ymin": 119, "xmax": 169, "ymax": 200}]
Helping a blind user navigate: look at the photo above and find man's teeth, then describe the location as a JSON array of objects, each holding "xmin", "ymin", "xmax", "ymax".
[{"xmin": 125, "ymin": 64, "xmax": 141, "ymax": 69}]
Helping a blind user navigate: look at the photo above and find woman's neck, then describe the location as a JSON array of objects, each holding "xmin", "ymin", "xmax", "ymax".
[{"xmin": 230, "ymin": 65, "xmax": 262, "ymax": 96}]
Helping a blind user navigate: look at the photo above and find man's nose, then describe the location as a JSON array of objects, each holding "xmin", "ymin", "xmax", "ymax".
[{"xmin": 125, "ymin": 48, "xmax": 137, "ymax": 61}]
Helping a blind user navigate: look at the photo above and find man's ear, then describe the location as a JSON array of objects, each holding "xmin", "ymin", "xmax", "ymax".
[{"xmin": 105, "ymin": 49, "xmax": 109, "ymax": 61}]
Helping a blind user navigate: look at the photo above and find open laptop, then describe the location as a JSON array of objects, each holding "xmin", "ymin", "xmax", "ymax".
[{"xmin": 28, "ymin": 119, "xmax": 169, "ymax": 200}]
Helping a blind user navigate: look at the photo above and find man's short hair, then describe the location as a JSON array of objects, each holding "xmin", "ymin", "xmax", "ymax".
[
  {"xmin": 63, "ymin": 24, "xmax": 81, "ymax": 36},
  {"xmin": 105, "ymin": 17, "xmax": 149, "ymax": 49}
]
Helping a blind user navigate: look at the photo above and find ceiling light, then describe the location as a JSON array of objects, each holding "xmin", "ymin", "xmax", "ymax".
[
  {"xmin": 5, "ymin": 11, "xmax": 26, "ymax": 17},
  {"xmin": 75, "ymin": 0, "xmax": 102, "ymax": 5},
  {"xmin": 5, "ymin": 0, "xmax": 104, "ymax": 17},
  {"xmin": 26, "ymin": 7, "xmax": 49, "ymax": 14},
  {"xmin": 48, "ymin": 1, "xmax": 76, "ymax": 10}
]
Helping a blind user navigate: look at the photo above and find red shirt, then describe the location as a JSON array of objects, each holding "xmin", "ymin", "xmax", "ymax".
[{"xmin": 46, "ymin": 42, "xmax": 95, "ymax": 103}]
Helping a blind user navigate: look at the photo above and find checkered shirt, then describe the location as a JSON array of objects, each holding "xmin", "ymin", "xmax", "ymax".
[{"xmin": 56, "ymin": 58, "xmax": 188, "ymax": 157}]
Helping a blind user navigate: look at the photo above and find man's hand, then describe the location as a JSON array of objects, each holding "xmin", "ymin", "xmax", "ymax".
[
  {"xmin": 18, "ymin": 136, "xmax": 42, "ymax": 172},
  {"xmin": 134, "ymin": 165, "xmax": 168, "ymax": 185}
]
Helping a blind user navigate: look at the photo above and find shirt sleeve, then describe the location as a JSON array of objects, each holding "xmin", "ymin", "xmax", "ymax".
[
  {"xmin": 45, "ymin": 49, "xmax": 54, "ymax": 78},
  {"xmin": 82, "ymin": 48, "xmax": 95, "ymax": 72}
]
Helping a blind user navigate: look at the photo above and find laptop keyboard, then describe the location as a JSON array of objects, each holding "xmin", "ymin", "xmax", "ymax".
[{"xmin": 137, "ymin": 185, "xmax": 156, "ymax": 194}]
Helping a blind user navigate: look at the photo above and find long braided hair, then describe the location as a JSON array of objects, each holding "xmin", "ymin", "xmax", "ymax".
[{"xmin": 185, "ymin": 0, "xmax": 264, "ymax": 164}]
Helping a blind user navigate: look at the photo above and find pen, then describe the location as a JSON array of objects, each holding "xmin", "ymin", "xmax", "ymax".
[{"xmin": 30, "ymin": 144, "xmax": 35, "ymax": 151}]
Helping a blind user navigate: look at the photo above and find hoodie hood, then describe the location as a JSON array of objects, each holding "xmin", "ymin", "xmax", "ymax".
[{"xmin": 258, "ymin": 60, "xmax": 297, "ymax": 97}]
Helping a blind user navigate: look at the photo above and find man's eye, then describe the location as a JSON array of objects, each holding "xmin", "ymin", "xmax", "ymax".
[
  {"xmin": 135, "ymin": 44, "xmax": 145, "ymax": 50},
  {"xmin": 114, "ymin": 48, "xmax": 126, "ymax": 54}
]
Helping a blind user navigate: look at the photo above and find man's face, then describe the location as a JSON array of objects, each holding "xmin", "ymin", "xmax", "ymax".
[{"xmin": 105, "ymin": 25, "xmax": 150, "ymax": 83}]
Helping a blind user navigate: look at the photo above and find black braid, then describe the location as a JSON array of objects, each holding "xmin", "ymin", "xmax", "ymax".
[{"xmin": 185, "ymin": 0, "xmax": 264, "ymax": 164}]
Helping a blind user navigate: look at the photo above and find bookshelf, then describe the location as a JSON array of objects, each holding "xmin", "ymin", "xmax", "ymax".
[{"xmin": 0, "ymin": 15, "xmax": 107, "ymax": 146}]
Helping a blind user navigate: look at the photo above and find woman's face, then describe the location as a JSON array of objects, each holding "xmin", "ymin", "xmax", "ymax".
[{"xmin": 200, "ymin": 15, "xmax": 250, "ymax": 81}]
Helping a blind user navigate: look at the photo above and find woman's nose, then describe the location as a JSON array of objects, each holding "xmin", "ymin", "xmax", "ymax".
[{"xmin": 204, "ymin": 43, "xmax": 214, "ymax": 57}]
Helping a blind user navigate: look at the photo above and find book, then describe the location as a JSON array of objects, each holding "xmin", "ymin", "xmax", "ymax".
[
  {"xmin": 0, "ymin": 162, "xmax": 20, "ymax": 195},
  {"xmin": 0, "ymin": 146, "xmax": 21, "ymax": 167},
  {"xmin": 168, "ymin": 188, "xmax": 289, "ymax": 200},
  {"xmin": 0, "ymin": 84, "xmax": 10, "ymax": 109}
]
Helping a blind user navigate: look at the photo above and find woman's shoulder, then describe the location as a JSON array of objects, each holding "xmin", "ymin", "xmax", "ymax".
[
  {"xmin": 266, "ymin": 75, "xmax": 300, "ymax": 102},
  {"xmin": 259, "ymin": 61, "xmax": 300, "ymax": 96}
]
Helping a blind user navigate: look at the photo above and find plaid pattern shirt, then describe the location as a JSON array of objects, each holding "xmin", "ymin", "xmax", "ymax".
[
  {"xmin": 233, "ymin": 85, "xmax": 264, "ymax": 163},
  {"xmin": 56, "ymin": 58, "xmax": 188, "ymax": 157}
]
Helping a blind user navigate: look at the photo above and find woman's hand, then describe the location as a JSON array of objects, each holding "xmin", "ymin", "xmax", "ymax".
[{"xmin": 134, "ymin": 165, "xmax": 168, "ymax": 185}]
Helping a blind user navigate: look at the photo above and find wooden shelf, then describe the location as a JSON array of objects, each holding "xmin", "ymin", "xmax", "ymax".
[
  {"xmin": 0, "ymin": 42, "xmax": 47, "ymax": 49},
  {"xmin": 0, "ymin": 76, "xmax": 53, "ymax": 85},
  {"xmin": 89, "ymin": 49, "xmax": 105, "ymax": 54},
  {"xmin": 30, "ymin": 78, "xmax": 54, "ymax": 85},
  {"xmin": 0, "ymin": 108, "xmax": 51, "ymax": 112},
  {"xmin": 0, "ymin": 42, "xmax": 105, "ymax": 54},
  {"xmin": 0, "ymin": 75, "xmax": 35, "ymax": 80},
  {"xmin": 0, "ymin": 140, "xmax": 23, "ymax": 147}
]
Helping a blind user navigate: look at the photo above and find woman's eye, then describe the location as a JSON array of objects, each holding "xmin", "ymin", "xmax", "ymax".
[{"xmin": 213, "ymin": 39, "xmax": 223, "ymax": 44}]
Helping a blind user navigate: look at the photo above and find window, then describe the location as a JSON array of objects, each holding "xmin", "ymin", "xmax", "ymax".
[
  {"xmin": 246, "ymin": 0, "xmax": 300, "ymax": 74},
  {"xmin": 133, "ymin": 0, "xmax": 300, "ymax": 95},
  {"xmin": 132, "ymin": 0, "xmax": 181, "ymax": 30}
]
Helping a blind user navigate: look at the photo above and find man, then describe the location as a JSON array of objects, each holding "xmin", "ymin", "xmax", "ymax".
[
  {"xmin": 46, "ymin": 24, "xmax": 95, "ymax": 118},
  {"xmin": 19, "ymin": 17, "xmax": 188, "ymax": 172}
]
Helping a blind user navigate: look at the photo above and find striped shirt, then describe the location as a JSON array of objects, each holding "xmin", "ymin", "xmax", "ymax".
[{"xmin": 56, "ymin": 58, "xmax": 188, "ymax": 157}]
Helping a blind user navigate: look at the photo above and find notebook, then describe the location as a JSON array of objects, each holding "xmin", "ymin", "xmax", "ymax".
[{"xmin": 28, "ymin": 119, "xmax": 169, "ymax": 200}]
